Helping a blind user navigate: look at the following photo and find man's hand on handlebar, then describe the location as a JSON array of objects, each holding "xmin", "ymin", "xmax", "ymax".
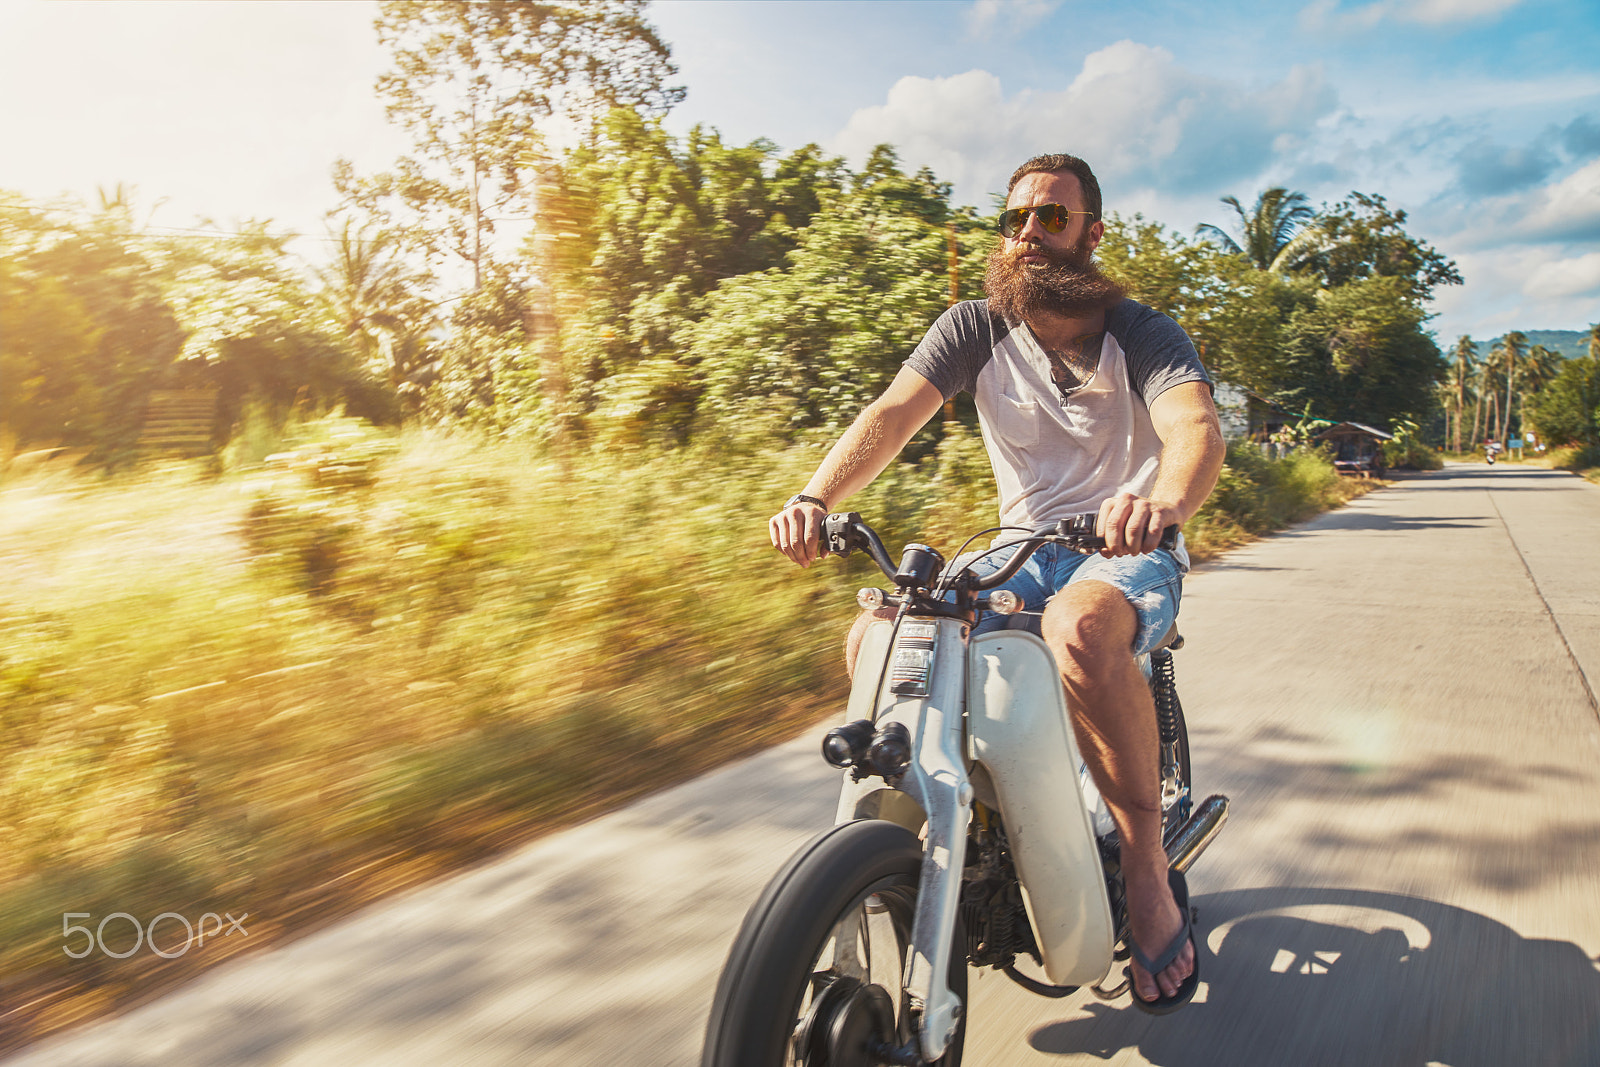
[
  {"xmin": 770, "ymin": 501, "xmax": 828, "ymax": 567},
  {"xmin": 1097, "ymin": 491, "xmax": 1183, "ymax": 557}
]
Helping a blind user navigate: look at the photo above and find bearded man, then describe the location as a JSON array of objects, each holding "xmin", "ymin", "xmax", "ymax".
[{"xmin": 768, "ymin": 153, "xmax": 1225, "ymax": 1012}]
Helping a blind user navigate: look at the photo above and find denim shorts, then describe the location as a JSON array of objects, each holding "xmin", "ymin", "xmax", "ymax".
[{"xmin": 958, "ymin": 541, "xmax": 1186, "ymax": 654}]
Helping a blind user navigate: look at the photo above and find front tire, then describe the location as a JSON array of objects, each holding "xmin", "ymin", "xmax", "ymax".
[{"xmin": 702, "ymin": 818, "xmax": 967, "ymax": 1067}]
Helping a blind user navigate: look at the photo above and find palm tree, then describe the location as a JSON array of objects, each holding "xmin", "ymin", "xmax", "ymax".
[
  {"xmin": 1517, "ymin": 344, "xmax": 1563, "ymax": 446},
  {"xmin": 313, "ymin": 220, "xmax": 434, "ymax": 391},
  {"xmin": 1471, "ymin": 353, "xmax": 1500, "ymax": 451},
  {"xmin": 1446, "ymin": 336, "xmax": 1477, "ymax": 452},
  {"xmin": 1494, "ymin": 331, "xmax": 1529, "ymax": 446},
  {"xmin": 1195, "ymin": 187, "xmax": 1317, "ymax": 271}
]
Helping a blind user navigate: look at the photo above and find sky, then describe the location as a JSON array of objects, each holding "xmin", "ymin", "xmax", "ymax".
[{"xmin": 1, "ymin": 0, "xmax": 1596, "ymax": 347}]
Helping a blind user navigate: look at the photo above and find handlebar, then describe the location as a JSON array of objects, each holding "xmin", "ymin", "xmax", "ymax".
[{"xmin": 823, "ymin": 512, "xmax": 1179, "ymax": 596}]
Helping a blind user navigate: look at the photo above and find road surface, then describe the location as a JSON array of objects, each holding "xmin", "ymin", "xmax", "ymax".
[{"xmin": 8, "ymin": 462, "xmax": 1599, "ymax": 1066}]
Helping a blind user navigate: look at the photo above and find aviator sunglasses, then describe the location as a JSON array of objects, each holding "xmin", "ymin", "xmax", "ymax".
[{"xmin": 997, "ymin": 203, "xmax": 1097, "ymax": 239}]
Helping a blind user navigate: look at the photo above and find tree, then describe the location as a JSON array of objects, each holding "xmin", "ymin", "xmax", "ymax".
[
  {"xmin": 1194, "ymin": 188, "xmax": 1316, "ymax": 272},
  {"xmin": 343, "ymin": 0, "xmax": 683, "ymax": 290},
  {"xmin": 685, "ymin": 147, "xmax": 988, "ymax": 436},
  {"xmin": 0, "ymin": 192, "xmax": 185, "ymax": 459},
  {"xmin": 1490, "ymin": 331, "xmax": 1528, "ymax": 445},
  {"xmin": 1527, "ymin": 353, "xmax": 1600, "ymax": 449},
  {"xmin": 1294, "ymin": 193, "xmax": 1462, "ymax": 302},
  {"xmin": 1444, "ymin": 335, "xmax": 1477, "ymax": 452},
  {"xmin": 311, "ymin": 219, "xmax": 436, "ymax": 409},
  {"xmin": 538, "ymin": 112, "xmax": 856, "ymax": 442},
  {"xmin": 1276, "ymin": 275, "xmax": 1446, "ymax": 429},
  {"xmin": 157, "ymin": 221, "xmax": 388, "ymax": 429},
  {"xmin": 1100, "ymin": 213, "xmax": 1315, "ymax": 395}
]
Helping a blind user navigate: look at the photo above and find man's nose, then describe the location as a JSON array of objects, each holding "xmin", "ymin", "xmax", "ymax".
[{"xmin": 1014, "ymin": 209, "xmax": 1049, "ymax": 242}]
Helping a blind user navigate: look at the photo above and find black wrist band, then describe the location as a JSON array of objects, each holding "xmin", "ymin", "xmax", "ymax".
[{"xmin": 784, "ymin": 493, "xmax": 828, "ymax": 511}]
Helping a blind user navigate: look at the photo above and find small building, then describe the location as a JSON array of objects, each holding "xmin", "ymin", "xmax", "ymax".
[{"xmin": 1314, "ymin": 421, "xmax": 1393, "ymax": 477}]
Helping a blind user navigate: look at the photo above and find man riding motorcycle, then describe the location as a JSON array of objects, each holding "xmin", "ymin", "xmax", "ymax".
[{"xmin": 768, "ymin": 152, "xmax": 1225, "ymax": 1012}]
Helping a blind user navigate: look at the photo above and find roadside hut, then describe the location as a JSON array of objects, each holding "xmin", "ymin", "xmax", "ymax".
[{"xmin": 1314, "ymin": 421, "xmax": 1393, "ymax": 477}]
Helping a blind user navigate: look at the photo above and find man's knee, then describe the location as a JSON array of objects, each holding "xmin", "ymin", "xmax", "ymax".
[{"xmin": 1040, "ymin": 581, "xmax": 1137, "ymax": 675}]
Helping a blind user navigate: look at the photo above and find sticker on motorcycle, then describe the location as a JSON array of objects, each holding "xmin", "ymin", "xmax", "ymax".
[{"xmin": 890, "ymin": 621, "xmax": 938, "ymax": 696}]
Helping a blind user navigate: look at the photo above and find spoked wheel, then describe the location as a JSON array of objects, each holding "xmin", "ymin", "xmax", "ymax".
[{"xmin": 702, "ymin": 819, "xmax": 966, "ymax": 1067}]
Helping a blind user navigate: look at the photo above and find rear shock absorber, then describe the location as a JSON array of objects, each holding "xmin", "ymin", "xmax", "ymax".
[
  {"xmin": 1150, "ymin": 646, "xmax": 1189, "ymax": 831},
  {"xmin": 1150, "ymin": 648, "xmax": 1180, "ymax": 746}
]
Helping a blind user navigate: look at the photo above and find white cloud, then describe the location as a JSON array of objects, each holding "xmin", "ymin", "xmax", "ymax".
[
  {"xmin": 1522, "ymin": 251, "xmax": 1600, "ymax": 300},
  {"xmin": 1441, "ymin": 157, "xmax": 1600, "ymax": 249},
  {"xmin": 1403, "ymin": 0, "xmax": 1523, "ymax": 24},
  {"xmin": 828, "ymin": 42, "xmax": 1337, "ymax": 208},
  {"xmin": 966, "ymin": 0, "xmax": 1060, "ymax": 37},
  {"xmin": 1430, "ymin": 245, "xmax": 1600, "ymax": 341},
  {"xmin": 1519, "ymin": 158, "xmax": 1600, "ymax": 241},
  {"xmin": 1300, "ymin": 0, "xmax": 1523, "ymax": 32}
]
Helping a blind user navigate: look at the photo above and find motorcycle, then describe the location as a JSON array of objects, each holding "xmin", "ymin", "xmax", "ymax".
[{"xmin": 702, "ymin": 512, "xmax": 1230, "ymax": 1066}]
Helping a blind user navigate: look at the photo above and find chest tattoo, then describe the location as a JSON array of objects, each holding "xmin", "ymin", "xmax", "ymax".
[{"xmin": 1040, "ymin": 331, "xmax": 1104, "ymax": 399}]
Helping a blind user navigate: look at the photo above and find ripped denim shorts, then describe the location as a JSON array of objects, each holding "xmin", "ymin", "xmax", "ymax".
[{"xmin": 957, "ymin": 540, "xmax": 1186, "ymax": 655}]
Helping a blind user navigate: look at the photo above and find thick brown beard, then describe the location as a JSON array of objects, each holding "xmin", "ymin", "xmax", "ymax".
[{"xmin": 983, "ymin": 241, "xmax": 1126, "ymax": 323}]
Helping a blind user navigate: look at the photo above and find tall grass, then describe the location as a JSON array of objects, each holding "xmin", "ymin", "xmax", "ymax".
[{"xmin": 0, "ymin": 420, "xmax": 1362, "ymax": 1047}]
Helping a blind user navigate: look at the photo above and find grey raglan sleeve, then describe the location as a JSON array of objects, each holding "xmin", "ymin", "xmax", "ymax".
[
  {"xmin": 903, "ymin": 300, "xmax": 999, "ymax": 401},
  {"xmin": 1109, "ymin": 302, "xmax": 1213, "ymax": 405}
]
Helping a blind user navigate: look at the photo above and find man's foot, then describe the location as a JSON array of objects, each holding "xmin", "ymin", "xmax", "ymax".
[{"xmin": 1123, "ymin": 863, "xmax": 1198, "ymax": 1011}]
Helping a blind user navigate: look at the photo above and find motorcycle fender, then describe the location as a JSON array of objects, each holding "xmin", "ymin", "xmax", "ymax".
[
  {"xmin": 833, "ymin": 617, "xmax": 970, "ymax": 1060},
  {"xmin": 967, "ymin": 629, "xmax": 1116, "ymax": 987},
  {"xmin": 836, "ymin": 618, "xmax": 910, "ymax": 827}
]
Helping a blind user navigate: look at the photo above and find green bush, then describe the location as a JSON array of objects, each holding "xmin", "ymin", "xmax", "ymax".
[{"xmin": 1183, "ymin": 441, "xmax": 1363, "ymax": 558}]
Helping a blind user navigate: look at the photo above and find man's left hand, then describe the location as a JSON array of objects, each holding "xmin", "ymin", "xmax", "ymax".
[{"xmin": 1097, "ymin": 492, "xmax": 1182, "ymax": 557}]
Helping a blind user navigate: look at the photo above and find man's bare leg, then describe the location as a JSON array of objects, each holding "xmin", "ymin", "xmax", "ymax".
[
  {"xmin": 1041, "ymin": 580, "xmax": 1194, "ymax": 1003},
  {"xmin": 845, "ymin": 606, "xmax": 897, "ymax": 679}
]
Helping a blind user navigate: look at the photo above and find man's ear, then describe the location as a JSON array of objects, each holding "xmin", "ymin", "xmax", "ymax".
[{"xmin": 1085, "ymin": 219, "xmax": 1105, "ymax": 252}]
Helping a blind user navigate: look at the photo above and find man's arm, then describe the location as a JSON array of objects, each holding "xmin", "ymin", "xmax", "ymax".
[
  {"xmin": 1099, "ymin": 381, "xmax": 1226, "ymax": 556},
  {"xmin": 769, "ymin": 366, "xmax": 946, "ymax": 567}
]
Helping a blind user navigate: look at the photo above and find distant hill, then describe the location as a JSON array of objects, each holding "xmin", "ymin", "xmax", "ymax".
[{"xmin": 1468, "ymin": 329, "xmax": 1591, "ymax": 361}]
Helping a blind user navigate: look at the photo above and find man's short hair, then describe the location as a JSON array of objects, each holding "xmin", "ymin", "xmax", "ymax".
[{"xmin": 1007, "ymin": 155, "xmax": 1102, "ymax": 220}]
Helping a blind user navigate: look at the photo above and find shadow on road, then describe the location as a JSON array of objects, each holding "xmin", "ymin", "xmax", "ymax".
[
  {"xmin": 1386, "ymin": 465, "xmax": 1588, "ymax": 490},
  {"xmin": 1028, "ymin": 886, "xmax": 1600, "ymax": 1067},
  {"xmin": 1301, "ymin": 512, "xmax": 1485, "ymax": 532}
]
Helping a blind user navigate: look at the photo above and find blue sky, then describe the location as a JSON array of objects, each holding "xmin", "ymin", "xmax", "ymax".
[{"xmin": 2, "ymin": 0, "xmax": 1595, "ymax": 346}]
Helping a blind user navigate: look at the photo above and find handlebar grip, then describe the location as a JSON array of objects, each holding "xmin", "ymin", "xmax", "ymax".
[{"xmin": 1046, "ymin": 516, "xmax": 1181, "ymax": 552}]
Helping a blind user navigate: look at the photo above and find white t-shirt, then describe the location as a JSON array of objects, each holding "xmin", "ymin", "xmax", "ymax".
[{"xmin": 905, "ymin": 298, "xmax": 1211, "ymax": 547}]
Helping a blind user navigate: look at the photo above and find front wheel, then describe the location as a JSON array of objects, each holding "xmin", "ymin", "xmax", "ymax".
[{"xmin": 702, "ymin": 819, "xmax": 966, "ymax": 1067}]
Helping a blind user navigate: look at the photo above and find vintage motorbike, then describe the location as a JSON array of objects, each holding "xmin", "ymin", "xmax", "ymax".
[{"xmin": 702, "ymin": 512, "xmax": 1230, "ymax": 1066}]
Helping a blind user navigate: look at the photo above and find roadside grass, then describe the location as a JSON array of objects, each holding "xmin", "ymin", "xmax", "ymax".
[
  {"xmin": 1441, "ymin": 446, "xmax": 1600, "ymax": 484},
  {"xmin": 1543, "ymin": 444, "xmax": 1600, "ymax": 485},
  {"xmin": 0, "ymin": 422, "xmax": 1370, "ymax": 1050}
]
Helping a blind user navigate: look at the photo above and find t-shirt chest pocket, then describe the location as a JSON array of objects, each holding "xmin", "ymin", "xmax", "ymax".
[{"xmin": 996, "ymin": 392, "xmax": 1041, "ymax": 446}]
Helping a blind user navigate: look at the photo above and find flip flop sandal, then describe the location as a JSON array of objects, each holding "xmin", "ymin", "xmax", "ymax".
[{"xmin": 1126, "ymin": 867, "xmax": 1200, "ymax": 1015}]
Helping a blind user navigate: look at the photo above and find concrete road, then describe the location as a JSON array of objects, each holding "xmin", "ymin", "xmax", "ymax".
[{"xmin": 8, "ymin": 462, "xmax": 1599, "ymax": 1067}]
